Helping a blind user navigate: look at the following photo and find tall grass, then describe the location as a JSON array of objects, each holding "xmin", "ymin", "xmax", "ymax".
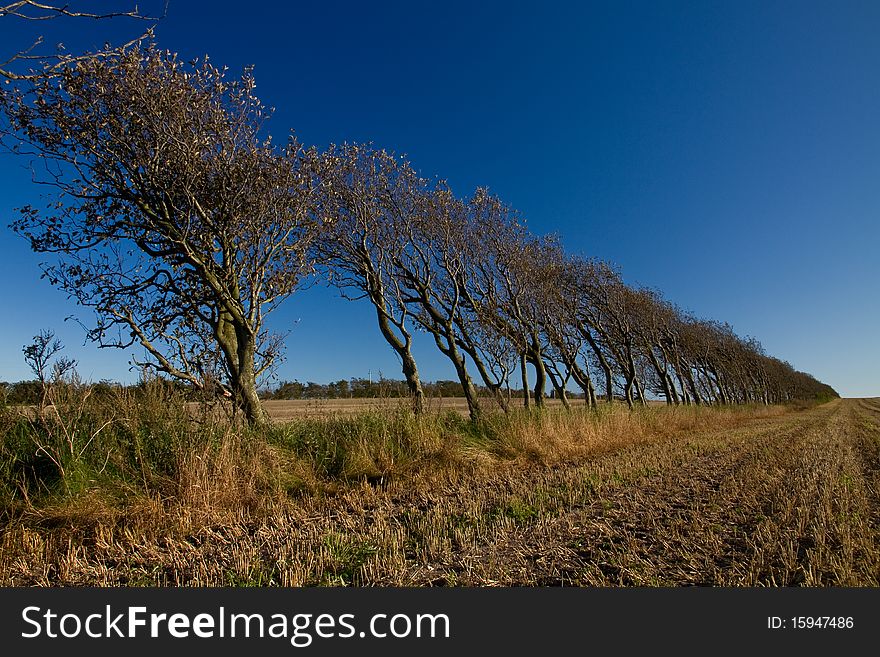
[
  {"xmin": 1, "ymin": 384, "xmax": 790, "ymax": 525},
  {"xmin": 4, "ymin": 385, "xmax": 300, "ymax": 514}
]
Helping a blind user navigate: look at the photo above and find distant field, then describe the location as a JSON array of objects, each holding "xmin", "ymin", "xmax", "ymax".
[
  {"xmin": 261, "ymin": 396, "xmax": 576, "ymax": 419},
  {"xmin": 13, "ymin": 396, "xmax": 664, "ymax": 421}
]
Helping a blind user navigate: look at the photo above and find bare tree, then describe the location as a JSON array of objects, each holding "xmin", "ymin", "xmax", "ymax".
[
  {"xmin": 626, "ymin": 288, "xmax": 686, "ymax": 405},
  {"xmin": 4, "ymin": 44, "xmax": 323, "ymax": 426},
  {"xmin": 385, "ymin": 185, "xmax": 488, "ymax": 420},
  {"xmin": 463, "ymin": 195, "xmax": 563, "ymax": 410},
  {"xmin": 316, "ymin": 144, "xmax": 427, "ymax": 413},
  {"xmin": 563, "ymin": 258, "xmax": 623, "ymax": 404},
  {"xmin": 22, "ymin": 328, "xmax": 76, "ymax": 407},
  {"xmin": 535, "ymin": 252, "xmax": 599, "ymax": 408}
]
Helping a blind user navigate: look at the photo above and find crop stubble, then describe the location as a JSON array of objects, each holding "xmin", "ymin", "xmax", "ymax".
[{"xmin": 1, "ymin": 398, "xmax": 877, "ymax": 586}]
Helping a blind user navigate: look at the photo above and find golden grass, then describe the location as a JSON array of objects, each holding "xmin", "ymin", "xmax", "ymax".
[{"xmin": 1, "ymin": 397, "xmax": 877, "ymax": 586}]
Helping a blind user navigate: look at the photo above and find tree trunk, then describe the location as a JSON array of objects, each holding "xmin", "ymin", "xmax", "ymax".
[
  {"xmin": 520, "ymin": 352, "xmax": 531, "ymax": 410},
  {"xmin": 666, "ymin": 373, "xmax": 680, "ymax": 404},
  {"xmin": 529, "ymin": 347, "xmax": 547, "ymax": 409},
  {"xmin": 459, "ymin": 340, "xmax": 509, "ymax": 413},
  {"xmin": 568, "ymin": 359, "xmax": 596, "ymax": 409},
  {"xmin": 39, "ymin": 378, "xmax": 49, "ymax": 410},
  {"xmin": 430, "ymin": 328, "xmax": 481, "ymax": 422},
  {"xmin": 455, "ymin": 359, "xmax": 482, "ymax": 422},
  {"xmin": 648, "ymin": 350, "xmax": 673, "ymax": 405},
  {"xmin": 624, "ymin": 375, "xmax": 635, "ymax": 409},
  {"xmin": 672, "ymin": 363, "xmax": 691, "ymax": 405},
  {"xmin": 684, "ymin": 365, "xmax": 702, "ymax": 405},
  {"xmin": 624, "ymin": 349, "xmax": 641, "ymax": 408},
  {"xmin": 233, "ymin": 361, "xmax": 269, "ymax": 427},
  {"xmin": 582, "ymin": 329, "xmax": 613, "ymax": 403},
  {"xmin": 709, "ymin": 367, "xmax": 729, "ymax": 405},
  {"xmin": 374, "ymin": 304, "xmax": 425, "ymax": 414},
  {"xmin": 634, "ymin": 376, "xmax": 648, "ymax": 406},
  {"xmin": 215, "ymin": 310, "xmax": 268, "ymax": 427},
  {"xmin": 546, "ymin": 367, "xmax": 571, "ymax": 411},
  {"xmin": 400, "ymin": 349, "xmax": 425, "ymax": 414}
]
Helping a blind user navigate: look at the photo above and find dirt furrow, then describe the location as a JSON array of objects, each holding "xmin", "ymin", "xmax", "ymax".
[{"xmin": 406, "ymin": 400, "xmax": 879, "ymax": 586}]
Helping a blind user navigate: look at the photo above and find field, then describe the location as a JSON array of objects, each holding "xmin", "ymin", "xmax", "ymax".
[
  {"xmin": 1, "ymin": 395, "xmax": 878, "ymax": 586},
  {"xmin": 260, "ymin": 396, "xmax": 577, "ymax": 419}
]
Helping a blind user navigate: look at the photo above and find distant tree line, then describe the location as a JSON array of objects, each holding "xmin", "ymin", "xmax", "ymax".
[
  {"xmin": 1, "ymin": 38, "xmax": 838, "ymax": 425},
  {"xmin": 260, "ymin": 378, "xmax": 541, "ymax": 401},
  {"xmin": 0, "ymin": 376, "xmax": 511, "ymax": 406}
]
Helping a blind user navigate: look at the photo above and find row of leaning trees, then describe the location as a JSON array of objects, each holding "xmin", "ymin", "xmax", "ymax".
[{"xmin": 0, "ymin": 44, "xmax": 836, "ymax": 426}]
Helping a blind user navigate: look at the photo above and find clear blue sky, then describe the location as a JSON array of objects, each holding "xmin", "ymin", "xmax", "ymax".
[{"xmin": 0, "ymin": 1, "xmax": 877, "ymax": 397}]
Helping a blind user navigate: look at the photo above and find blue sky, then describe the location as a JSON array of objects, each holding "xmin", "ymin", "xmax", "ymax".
[{"xmin": 0, "ymin": 1, "xmax": 877, "ymax": 397}]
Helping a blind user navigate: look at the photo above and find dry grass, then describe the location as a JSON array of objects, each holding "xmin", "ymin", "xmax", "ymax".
[{"xmin": 0, "ymin": 396, "xmax": 877, "ymax": 586}]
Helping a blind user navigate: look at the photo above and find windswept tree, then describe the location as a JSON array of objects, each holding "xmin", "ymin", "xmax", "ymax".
[
  {"xmin": 464, "ymin": 193, "xmax": 562, "ymax": 410},
  {"xmin": 315, "ymin": 144, "xmax": 427, "ymax": 413},
  {"xmin": 564, "ymin": 257, "xmax": 627, "ymax": 404},
  {"xmin": 533, "ymin": 251, "xmax": 600, "ymax": 408},
  {"xmin": 4, "ymin": 44, "xmax": 324, "ymax": 426},
  {"xmin": 627, "ymin": 288, "xmax": 686, "ymax": 405},
  {"xmin": 391, "ymin": 185, "xmax": 486, "ymax": 420}
]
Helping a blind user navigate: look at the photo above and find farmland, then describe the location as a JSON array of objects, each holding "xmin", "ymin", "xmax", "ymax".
[
  {"xmin": 259, "ymin": 396, "xmax": 576, "ymax": 420},
  {"xmin": 1, "ymin": 395, "xmax": 877, "ymax": 586}
]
